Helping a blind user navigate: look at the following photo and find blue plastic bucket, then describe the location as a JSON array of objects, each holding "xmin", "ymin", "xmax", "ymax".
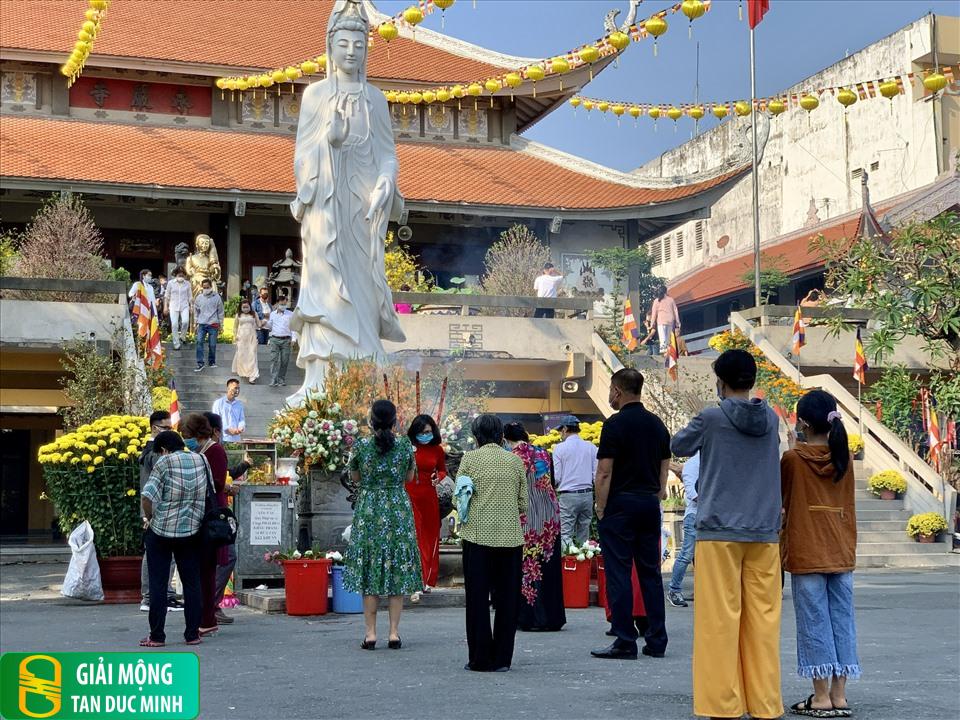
[{"xmin": 331, "ymin": 565, "xmax": 363, "ymax": 613}]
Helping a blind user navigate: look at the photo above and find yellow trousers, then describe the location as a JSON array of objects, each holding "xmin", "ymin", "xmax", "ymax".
[{"xmin": 692, "ymin": 541, "xmax": 783, "ymax": 719}]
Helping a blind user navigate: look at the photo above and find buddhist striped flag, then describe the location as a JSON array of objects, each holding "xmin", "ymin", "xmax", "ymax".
[
  {"xmin": 169, "ymin": 380, "xmax": 181, "ymax": 430},
  {"xmin": 923, "ymin": 390, "xmax": 943, "ymax": 471},
  {"xmin": 146, "ymin": 311, "xmax": 163, "ymax": 370},
  {"xmin": 791, "ymin": 305, "xmax": 805, "ymax": 356},
  {"xmin": 853, "ymin": 327, "xmax": 868, "ymax": 385},
  {"xmin": 622, "ymin": 298, "xmax": 639, "ymax": 351},
  {"xmin": 666, "ymin": 328, "xmax": 680, "ymax": 382},
  {"xmin": 133, "ymin": 282, "xmax": 153, "ymax": 338}
]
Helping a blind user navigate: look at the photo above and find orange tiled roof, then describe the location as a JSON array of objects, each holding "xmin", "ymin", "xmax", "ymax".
[
  {"xmin": 0, "ymin": 115, "xmax": 746, "ymax": 211},
  {"xmin": 0, "ymin": 0, "xmax": 507, "ymax": 83},
  {"xmin": 667, "ymin": 211, "xmax": 889, "ymax": 306}
]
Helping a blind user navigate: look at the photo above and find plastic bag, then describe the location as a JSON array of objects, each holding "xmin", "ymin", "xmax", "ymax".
[{"xmin": 61, "ymin": 520, "xmax": 104, "ymax": 601}]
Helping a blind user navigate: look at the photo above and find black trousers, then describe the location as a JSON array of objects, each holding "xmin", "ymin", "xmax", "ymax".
[
  {"xmin": 462, "ymin": 540, "xmax": 522, "ymax": 671},
  {"xmin": 145, "ymin": 529, "xmax": 202, "ymax": 643},
  {"xmin": 533, "ymin": 307, "xmax": 555, "ymax": 319},
  {"xmin": 598, "ymin": 492, "xmax": 668, "ymax": 654}
]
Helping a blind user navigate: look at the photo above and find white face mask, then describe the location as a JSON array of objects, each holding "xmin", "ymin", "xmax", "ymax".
[
  {"xmin": 204, "ymin": 288, "xmax": 214, "ymax": 296},
  {"xmin": 176, "ymin": 277, "xmax": 184, "ymax": 283},
  {"xmin": 143, "ymin": 275, "xmax": 152, "ymax": 283}
]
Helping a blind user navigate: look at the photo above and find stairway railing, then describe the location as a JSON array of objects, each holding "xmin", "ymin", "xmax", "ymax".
[{"xmin": 731, "ymin": 310, "xmax": 957, "ymax": 541}]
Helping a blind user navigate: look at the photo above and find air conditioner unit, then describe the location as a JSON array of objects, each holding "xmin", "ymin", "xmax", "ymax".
[
  {"xmin": 561, "ymin": 380, "xmax": 579, "ymax": 394},
  {"xmin": 549, "ymin": 216, "xmax": 563, "ymax": 234},
  {"xmin": 397, "ymin": 225, "xmax": 413, "ymax": 241}
]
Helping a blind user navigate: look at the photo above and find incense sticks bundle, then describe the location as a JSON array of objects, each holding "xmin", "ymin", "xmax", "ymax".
[
  {"xmin": 436, "ymin": 377, "xmax": 448, "ymax": 421},
  {"xmin": 416, "ymin": 371, "xmax": 421, "ymax": 414}
]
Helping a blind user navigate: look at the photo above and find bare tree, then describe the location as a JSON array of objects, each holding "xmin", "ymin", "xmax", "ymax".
[{"xmin": 480, "ymin": 224, "xmax": 551, "ymax": 317}]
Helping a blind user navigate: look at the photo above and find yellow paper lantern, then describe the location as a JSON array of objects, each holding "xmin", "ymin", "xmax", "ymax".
[
  {"xmin": 504, "ymin": 72, "xmax": 522, "ymax": 89},
  {"xmin": 385, "ymin": 90, "xmax": 398, "ymax": 102},
  {"xmin": 89, "ymin": 0, "xmax": 108, "ymax": 10},
  {"xmin": 434, "ymin": 0, "xmax": 455, "ymax": 9},
  {"xmin": 525, "ymin": 65, "xmax": 545, "ymax": 82},
  {"xmin": 648, "ymin": 106, "xmax": 661, "ymax": 120},
  {"xmin": 712, "ymin": 104, "xmax": 728, "ymax": 119},
  {"xmin": 551, "ymin": 56, "xmax": 570, "ymax": 74},
  {"xmin": 437, "ymin": 88, "xmax": 451, "ymax": 102},
  {"xmin": 237, "ymin": 78, "xmax": 250, "ymax": 92},
  {"xmin": 734, "ymin": 100, "xmax": 751, "ymax": 117},
  {"xmin": 378, "ymin": 22, "xmax": 399, "ymax": 42},
  {"xmin": 410, "ymin": 91, "xmax": 423, "ymax": 104},
  {"xmin": 451, "ymin": 84, "xmax": 465, "ymax": 98},
  {"xmin": 628, "ymin": 106, "xmax": 641, "ymax": 119},
  {"xmin": 467, "ymin": 83, "xmax": 483, "ymax": 97},
  {"xmin": 272, "ymin": 69, "xmax": 286, "ymax": 84},
  {"xmin": 579, "ymin": 45, "xmax": 600, "ymax": 64},
  {"xmin": 767, "ymin": 98, "xmax": 786, "ymax": 116},
  {"xmin": 216, "ymin": 78, "xmax": 227, "ymax": 90},
  {"xmin": 423, "ymin": 90, "xmax": 436, "ymax": 104},
  {"xmin": 284, "ymin": 66, "xmax": 300, "ymax": 82},
  {"xmin": 667, "ymin": 106, "xmax": 683, "ymax": 121},
  {"xmin": 837, "ymin": 88, "xmax": 857, "ymax": 108},
  {"xmin": 316, "ymin": 55, "xmax": 327, "ymax": 71},
  {"xmin": 78, "ymin": 29, "xmax": 92, "ymax": 42},
  {"xmin": 598, "ymin": 101, "xmax": 610, "ymax": 113},
  {"xmin": 81, "ymin": 20, "xmax": 97, "ymax": 34},
  {"xmin": 301, "ymin": 60, "xmax": 319, "ymax": 75},
  {"xmin": 799, "ymin": 94, "xmax": 819, "ymax": 112},
  {"xmin": 484, "ymin": 79, "xmax": 499, "ymax": 94},
  {"xmin": 61, "ymin": 63, "xmax": 76, "ymax": 77},
  {"xmin": 259, "ymin": 74, "xmax": 274, "ymax": 88},
  {"xmin": 74, "ymin": 40, "xmax": 90, "ymax": 53},
  {"xmin": 569, "ymin": 97, "xmax": 581, "ymax": 108},
  {"xmin": 682, "ymin": 0, "xmax": 706, "ymax": 21},
  {"xmin": 583, "ymin": 100, "xmax": 595, "ymax": 111},
  {"xmin": 607, "ymin": 31, "xmax": 630, "ymax": 51},
  {"xmin": 923, "ymin": 72, "xmax": 948, "ymax": 93},
  {"xmin": 645, "ymin": 16, "xmax": 667, "ymax": 55},
  {"xmin": 612, "ymin": 104, "xmax": 625, "ymax": 116},
  {"xmin": 688, "ymin": 105, "xmax": 705, "ymax": 120},
  {"xmin": 248, "ymin": 75, "xmax": 262, "ymax": 88},
  {"xmin": 879, "ymin": 79, "xmax": 899, "ymax": 100},
  {"xmin": 403, "ymin": 6, "xmax": 424, "ymax": 26},
  {"xmin": 397, "ymin": 92, "xmax": 411, "ymax": 104},
  {"xmin": 84, "ymin": 8, "xmax": 99, "ymax": 21}
]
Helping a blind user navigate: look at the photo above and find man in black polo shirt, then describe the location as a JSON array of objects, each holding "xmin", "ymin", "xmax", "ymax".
[{"xmin": 591, "ymin": 367, "xmax": 670, "ymax": 660}]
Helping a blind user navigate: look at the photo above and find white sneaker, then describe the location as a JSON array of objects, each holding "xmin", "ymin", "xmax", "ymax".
[{"xmin": 140, "ymin": 603, "xmax": 150, "ymax": 612}]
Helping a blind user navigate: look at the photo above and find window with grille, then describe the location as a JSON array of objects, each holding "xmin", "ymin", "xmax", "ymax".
[
  {"xmin": 676, "ymin": 230, "xmax": 684, "ymax": 258},
  {"xmin": 663, "ymin": 235, "xmax": 671, "ymax": 263},
  {"xmin": 695, "ymin": 221, "xmax": 704, "ymax": 250},
  {"xmin": 649, "ymin": 239, "xmax": 662, "ymax": 266},
  {"xmin": 870, "ymin": 160, "xmax": 880, "ymax": 171},
  {"xmin": 851, "ymin": 167, "xmax": 863, "ymax": 180}
]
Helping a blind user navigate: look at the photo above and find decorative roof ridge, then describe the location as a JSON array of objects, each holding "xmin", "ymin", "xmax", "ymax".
[
  {"xmin": 511, "ymin": 134, "xmax": 747, "ymax": 190},
  {"xmin": 366, "ymin": 1, "xmax": 538, "ymax": 72}
]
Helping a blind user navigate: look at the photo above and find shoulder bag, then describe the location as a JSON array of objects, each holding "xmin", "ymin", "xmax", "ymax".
[{"xmin": 200, "ymin": 459, "xmax": 237, "ymax": 547}]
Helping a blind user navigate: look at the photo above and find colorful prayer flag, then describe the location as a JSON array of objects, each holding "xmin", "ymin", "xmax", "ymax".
[
  {"xmin": 748, "ymin": 0, "xmax": 769, "ymax": 29},
  {"xmin": 924, "ymin": 391, "xmax": 943, "ymax": 471},
  {"xmin": 169, "ymin": 380, "xmax": 181, "ymax": 430},
  {"xmin": 622, "ymin": 298, "xmax": 639, "ymax": 351},
  {"xmin": 791, "ymin": 306, "xmax": 805, "ymax": 356},
  {"xmin": 666, "ymin": 328, "xmax": 679, "ymax": 382},
  {"xmin": 853, "ymin": 327, "xmax": 868, "ymax": 385}
]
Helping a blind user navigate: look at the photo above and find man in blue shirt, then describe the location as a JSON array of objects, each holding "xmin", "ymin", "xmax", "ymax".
[
  {"xmin": 668, "ymin": 451, "xmax": 699, "ymax": 607},
  {"xmin": 211, "ymin": 378, "xmax": 246, "ymax": 442}
]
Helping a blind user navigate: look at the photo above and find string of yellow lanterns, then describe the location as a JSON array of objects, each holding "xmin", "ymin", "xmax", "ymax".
[
  {"xmin": 60, "ymin": 0, "xmax": 110, "ymax": 86},
  {"xmin": 569, "ymin": 65, "xmax": 958, "ymax": 127}
]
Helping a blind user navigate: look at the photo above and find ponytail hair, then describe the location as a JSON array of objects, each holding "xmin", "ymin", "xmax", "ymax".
[
  {"xmin": 369, "ymin": 399, "xmax": 397, "ymax": 455},
  {"xmin": 796, "ymin": 389, "xmax": 849, "ymax": 483}
]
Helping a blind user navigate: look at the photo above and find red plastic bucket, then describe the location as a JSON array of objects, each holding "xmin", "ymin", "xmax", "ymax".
[
  {"xmin": 561, "ymin": 557, "xmax": 590, "ymax": 608},
  {"xmin": 282, "ymin": 558, "xmax": 331, "ymax": 616},
  {"xmin": 596, "ymin": 557, "xmax": 607, "ymax": 608}
]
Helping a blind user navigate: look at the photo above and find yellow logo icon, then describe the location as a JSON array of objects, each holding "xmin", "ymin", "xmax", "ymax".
[{"xmin": 18, "ymin": 654, "xmax": 61, "ymax": 718}]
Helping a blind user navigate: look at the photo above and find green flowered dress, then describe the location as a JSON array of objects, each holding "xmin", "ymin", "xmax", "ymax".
[{"xmin": 343, "ymin": 436, "xmax": 423, "ymax": 596}]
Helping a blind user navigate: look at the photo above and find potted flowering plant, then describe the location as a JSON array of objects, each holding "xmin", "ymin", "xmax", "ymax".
[
  {"xmin": 560, "ymin": 540, "xmax": 599, "ymax": 609},
  {"xmin": 867, "ymin": 470, "xmax": 907, "ymax": 500},
  {"xmin": 847, "ymin": 434, "xmax": 865, "ymax": 460},
  {"xmin": 38, "ymin": 415, "xmax": 149, "ymax": 603},
  {"xmin": 906, "ymin": 512, "xmax": 947, "ymax": 543}
]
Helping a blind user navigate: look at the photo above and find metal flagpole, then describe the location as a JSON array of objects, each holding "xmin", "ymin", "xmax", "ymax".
[
  {"xmin": 857, "ymin": 380, "xmax": 863, "ymax": 436},
  {"xmin": 749, "ymin": 27, "xmax": 761, "ymax": 307}
]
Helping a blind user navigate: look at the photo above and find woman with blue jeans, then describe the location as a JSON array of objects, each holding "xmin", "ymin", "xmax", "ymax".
[
  {"xmin": 781, "ymin": 390, "xmax": 860, "ymax": 718},
  {"xmin": 667, "ymin": 452, "xmax": 699, "ymax": 607}
]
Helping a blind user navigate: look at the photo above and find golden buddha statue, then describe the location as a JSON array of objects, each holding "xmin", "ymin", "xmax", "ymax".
[{"xmin": 184, "ymin": 233, "xmax": 221, "ymax": 298}]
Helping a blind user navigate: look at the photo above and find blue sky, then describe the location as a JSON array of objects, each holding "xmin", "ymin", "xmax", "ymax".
[{"xmin": 375, "ymin": 0, "xmax": 958, "ymax": 171}]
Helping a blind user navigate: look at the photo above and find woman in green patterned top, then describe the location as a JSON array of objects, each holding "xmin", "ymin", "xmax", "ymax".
[{"xmin": 343, "ymin": 399, "xmax": 423, "ymax": 650}]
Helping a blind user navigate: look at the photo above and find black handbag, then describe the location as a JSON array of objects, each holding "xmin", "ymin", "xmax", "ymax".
[{"xmin": 201, "ymin": 464, "xmax": 237, "ymax": 547}]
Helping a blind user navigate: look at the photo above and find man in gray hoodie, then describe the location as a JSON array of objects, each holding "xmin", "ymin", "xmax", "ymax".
[{"xmin": 671, "ymin": 348, "xmax": 783, "ymax": 720}]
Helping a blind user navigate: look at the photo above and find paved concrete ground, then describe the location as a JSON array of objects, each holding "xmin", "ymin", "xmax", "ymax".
[{"xmin": 1, "ymin": 563, "xmax": 957, "ymax": 720}]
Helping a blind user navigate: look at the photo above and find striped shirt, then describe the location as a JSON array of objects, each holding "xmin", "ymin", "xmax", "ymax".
[
  {"xmin": 456, "ymin": 444, "xmax": 528, "ymax": 547},
  {"xmin": 142, "ymin": 451, "xmax": 209, "ymax": 538}
]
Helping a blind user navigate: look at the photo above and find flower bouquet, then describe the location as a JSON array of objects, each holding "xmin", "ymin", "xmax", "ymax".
[
  {"xmin": 562, "ymin": 540, "xmax": 601, "ymax": 562},
  {"xmin": 268, "ymin": 388, "xmax": 361, "ymax": 474}
]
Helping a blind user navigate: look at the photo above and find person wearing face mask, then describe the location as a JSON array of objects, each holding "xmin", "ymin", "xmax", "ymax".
[
  {"xmin": 405, "ymin": 414, "xmax": 446, "ymax": 599},
  {"xmin": 231, "ymin": 300, "xmax": 260, "ymax": 384},
  {"xmin": 194, "ymin": 278, "xmax": 224, "ymax": 372},
  {"xmin": 180, "ymin": 412, "xmax": 227, "ymax": 638},
  {"xmin": 166, "ymin": 267, "xmax": 192, "ymax": 350},
  {"xmin": 591, "ymin": 368, "xmax": 670, "ymax": 662},
  {"xmin": 253, "ymin": 287, "xmax": 272, "ymax": 345},
  {"xmin": 671, "ymin": 349, "xmax": 784, "ymax": 720},
  {"xmin": 266, "ymin": 295, "xmax": 293, "ymax": 387},
  {"xmin": 129, "ymin": 268, "xmax": 157, "ymax": 320}
]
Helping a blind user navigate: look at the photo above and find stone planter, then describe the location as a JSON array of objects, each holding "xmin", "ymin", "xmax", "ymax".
[
  {"xmin": 99, "ymin": 555, "xmax": 143, "ymax": 604},
  {"xmin": 296, "ymin": 467, "xmax": 354, "ymax": 551},
  {"xmin": 853, "ymin": 450, "xmax": 864, "ymax": 461},
  {"xmin": 878, "ymin": 489, "xmax": 898, "ymax": 501},
  {"xmin": 916, "ymin": 533, "xmax": 937, "ymax": 544}
]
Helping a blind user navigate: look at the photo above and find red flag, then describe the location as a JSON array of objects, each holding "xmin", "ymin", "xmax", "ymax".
[
  {"xmin": 748, "ymin": 0, "xmax": 769, "ymax": 29},
  {"xmin": 853, "ymin": 327, "xmax": 868, "ymax": 385}
]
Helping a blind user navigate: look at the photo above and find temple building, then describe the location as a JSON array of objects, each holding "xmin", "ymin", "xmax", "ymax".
[{"xmin": 1, "ymin": 0, "xmax": 744, "ymax": 300}]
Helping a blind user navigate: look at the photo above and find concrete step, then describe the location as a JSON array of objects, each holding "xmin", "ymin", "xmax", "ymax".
[
  {"xmin": 855, "ymin": 497, "xmax": 904, "ymax": 511},
  {"xmin": 855, "ymin": 508, "xmax": 913, "ymax": 521},
  {"xmin": 857, "ymin": 530, "xmax": 911, "ymax": 543},
  {"xmin": 855, "ymin": 519, "xmax": 911, "ymax": 531},
  {"xmin": 856, "ymin": 541, "xmax": 952, "ymax": 555},
  {"xmin": 856, "ymin": 551, "xmax": 960, "ymax": 568}
]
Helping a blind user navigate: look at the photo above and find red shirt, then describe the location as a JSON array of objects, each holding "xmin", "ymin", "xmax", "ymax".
[
  {"xmin": 412, "ymin": 443, "xmax": 446, "ymax": 484},
  {"xmin": 201, "ymin": 441, "xmax": 228, "ymax": 506}
]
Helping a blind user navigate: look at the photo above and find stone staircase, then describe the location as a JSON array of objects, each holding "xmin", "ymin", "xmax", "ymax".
[
  {"xmin": 853, "ymin": 461, "xmax": 958, "ymax": 568},
  {"xmin": 165, "ymin": 343, "xmax": 304, "ymax": 437}
]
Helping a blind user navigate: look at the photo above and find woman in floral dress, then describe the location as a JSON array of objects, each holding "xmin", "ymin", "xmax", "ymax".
[
  {"xmin": 503, "ymin": 423, "xmax": 565, "ymax": 632},
  {"xmin": 344, "ymin": 399, "xmax": 423, "ymax": 650}
]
